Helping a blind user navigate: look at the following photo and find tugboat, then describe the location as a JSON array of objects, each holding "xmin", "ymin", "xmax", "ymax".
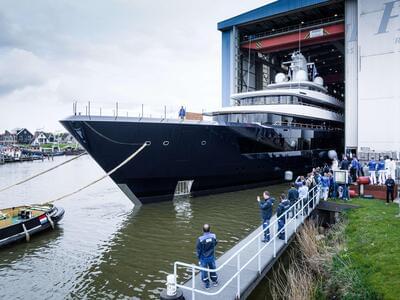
[
  {"xmin": 0, "ymin": 204, "xmax": 65, "ymax": 247},
  {"xmin": 61, "ymin": 51, "xmax": 343, "ymax": 205}
]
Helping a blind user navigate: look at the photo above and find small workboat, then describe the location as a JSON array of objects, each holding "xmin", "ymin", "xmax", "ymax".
[{"xmin": 0, "ymin": 204, "xmax": 65, "ymax": 247}]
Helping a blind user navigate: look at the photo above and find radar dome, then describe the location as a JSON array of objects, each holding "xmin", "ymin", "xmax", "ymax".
[
  {"xmin": 275, "ymin": 73, "xmax": 286, "ymax": 83},
  {"xmin": 313, "ymin": 76, "xmax": 324, "ymax": 85},
  {"xmin": 328, "ymin": 150, "xmax": 338, "ymax": 160},
  {"xmin": 294, "ymin": 69, "xmax": 308, "ymax": 81}
]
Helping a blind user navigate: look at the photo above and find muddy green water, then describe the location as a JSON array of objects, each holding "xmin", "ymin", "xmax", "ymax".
[{"xmin": 0, "ymin": 156, "xmax": 289, "ymax": 299}]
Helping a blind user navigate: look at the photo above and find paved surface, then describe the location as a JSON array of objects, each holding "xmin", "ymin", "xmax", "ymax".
[{"xmin": 179, "ymin": 204, "xmax": 316, "ymax": 300}]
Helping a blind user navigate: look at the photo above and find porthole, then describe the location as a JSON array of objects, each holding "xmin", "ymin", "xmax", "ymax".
[
  {"xmin": 201, "ymin": 140, "xmax": 207, "ymax": 146},
  {"xmin": 163, "ymin": 140, "xmax": 170, "ymax": 146}
]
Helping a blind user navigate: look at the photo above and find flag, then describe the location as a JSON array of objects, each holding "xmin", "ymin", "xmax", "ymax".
[{"xmin": 39, "ymin": 215, "xmax": 47, "ymax": 224}]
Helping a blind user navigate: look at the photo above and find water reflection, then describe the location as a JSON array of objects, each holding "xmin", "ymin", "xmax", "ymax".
[{"xmin": 0, "ymin": 156, "xmax": 289, "ymax": 299}]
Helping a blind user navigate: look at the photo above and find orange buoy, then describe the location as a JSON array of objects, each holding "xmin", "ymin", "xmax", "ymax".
[
  {"xmin": 357, "ymin": 176, "xmax": 370, "ymax": 185},
  {"xmin": 349, "ymin": 189, "xmax": 357, "ymax": 198}
]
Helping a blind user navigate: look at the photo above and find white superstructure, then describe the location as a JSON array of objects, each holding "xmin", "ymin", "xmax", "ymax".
[{"xmin": 206, "ymin": 51, "xmax": 344, "ymax": 126}]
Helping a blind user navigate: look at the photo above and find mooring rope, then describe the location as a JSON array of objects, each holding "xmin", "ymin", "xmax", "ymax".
[
  {"xmin": 0, "ymin": 152, "xmax": 87, "ymax": 193},
  {"xmin": 45, "ymin": 142, "xmax": 148, "ymax": 204}
]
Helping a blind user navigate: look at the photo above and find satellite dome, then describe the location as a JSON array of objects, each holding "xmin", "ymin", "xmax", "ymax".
[
  {"xmin": 294, "ymin": 69, "xmax": 308, "ymax": 81},
  {"xmin": 328, "ymin": 150, "xmax": 338, "ymax": 160},
  {"xmin": 314, "ymin": 76, "xmax": 324, "ymax": 85},
  {"xmin": 275, "ymin": 73, "xmax": 286, "ymax": 83}
]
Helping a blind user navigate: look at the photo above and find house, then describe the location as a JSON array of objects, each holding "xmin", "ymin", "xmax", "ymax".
[
  {"xmin": 31, "ymin": 131, "xmax": 54, "ymax": 146},
  {"xmin": 55, "ymin": 132, "xmax": 75, "ymax": 144},
  {"xmin": 0, "ymin": 130, "xmax": 17, "ymax": 145},
  {"xmin": 13, "ymin": 128, "xmax": 34, "ymax": 145}
]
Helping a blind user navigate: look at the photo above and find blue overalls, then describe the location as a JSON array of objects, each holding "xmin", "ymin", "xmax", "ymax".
[
  {"xmin": 259, "ymin": 197, "xmax": 274, "ymax": 242},
  {"xmin": 277, "ymin": 199, "xmax": 290, "ymax": 240},
  {"xmin": 196, "ymin": 232, "xmax": 218, "ymax": 288}
]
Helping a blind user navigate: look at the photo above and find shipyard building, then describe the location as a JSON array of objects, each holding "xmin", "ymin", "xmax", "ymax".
[{"xmin": 219, "ymin": 0, "xmax": 400, "ymax": 157}]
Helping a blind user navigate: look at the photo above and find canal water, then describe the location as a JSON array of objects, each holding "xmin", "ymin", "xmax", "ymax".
[{"xmin": 0, "ymin": 156, "xmax": 288, "ymax": 299}]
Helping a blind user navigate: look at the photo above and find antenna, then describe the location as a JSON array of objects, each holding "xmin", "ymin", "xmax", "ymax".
[{"xmin": 298, "ymin": 21, "xmax": 304, "ymax": 53}]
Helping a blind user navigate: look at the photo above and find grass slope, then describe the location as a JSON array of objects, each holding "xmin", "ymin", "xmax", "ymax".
[{"xmin": 343, "ymin": 198, "xmax": 400, "ymax": 299}]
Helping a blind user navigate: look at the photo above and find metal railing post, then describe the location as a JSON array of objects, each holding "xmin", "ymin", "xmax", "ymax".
[
  {"xmin": 237, "ymin": 254, "xmax": 241, "ymax": 299},
  {"xmin": 192, "ymin": 266, "xmax": 195, "ymax": 300},
  {"xmin": 273, "ymin": 222, "xmax": 276, "ymax": 257},
  {"xmin": 257, "ymin": 237, "xmax": 261, "ymax": 274},
  {"xmin": 141, "ymin": 104, "xmax": 144, "ymax": 118},
  {"xmin": 295, "ymin": 201, "xmax": 298, "ymax": 231},
  {"xmin": 284, "ymin": 213, "xmax": 288, "ymax": 244},
  {"xmin": 115, "ymin": 102, "xmax": 119, "ymax": 120}
]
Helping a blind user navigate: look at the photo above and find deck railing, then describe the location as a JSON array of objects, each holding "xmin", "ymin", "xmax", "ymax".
[{"xmin": 171, "ymin": 184, "xmax": 321, "ymax": 299}]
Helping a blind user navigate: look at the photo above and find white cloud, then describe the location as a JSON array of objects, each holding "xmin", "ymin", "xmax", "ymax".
[{"xmin": 0, "ymin": 0, "xmax": 269, "ymax": 132}]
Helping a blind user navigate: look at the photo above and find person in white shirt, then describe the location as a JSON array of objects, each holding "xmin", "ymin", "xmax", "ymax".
[
  {"xmin": 384, "ymin": 156, "xmax": 391, "ymax": 182},
  {"xmin": 298, "ymin": 182, "xmax": 309, "ymax": 215},
  {"xmin": 389, "ymin": 158, "xmax": 396, "ymax": 179}
]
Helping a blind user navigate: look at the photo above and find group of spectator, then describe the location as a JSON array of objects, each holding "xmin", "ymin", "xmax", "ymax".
[
  {"xmin": 336, "ymin": 155, "xmax": 397, "ymax": 185},
  {"xmin": 195, "ymin": 159, "xmax": 398, "ymax": 289}
]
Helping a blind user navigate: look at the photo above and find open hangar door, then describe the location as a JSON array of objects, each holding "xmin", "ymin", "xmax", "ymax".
[{"xmin": 234, "ymin": 1, "xmax": 346, "ymax": 110}]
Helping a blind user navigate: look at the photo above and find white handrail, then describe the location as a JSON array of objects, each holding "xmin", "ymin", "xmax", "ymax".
[{"xmin": 173, "ymin": 184, "xmax": 321, "ymax": 297}]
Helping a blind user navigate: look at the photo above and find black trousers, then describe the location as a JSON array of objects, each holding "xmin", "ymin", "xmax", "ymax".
[{"xmin": 387, "ymin": 189, "xmax": 395, "ymax": 203}]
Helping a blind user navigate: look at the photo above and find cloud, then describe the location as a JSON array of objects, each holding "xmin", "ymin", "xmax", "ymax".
[
  {"xmin": 0, "ymin": 0, "xmax": 269, "ymax": 132},
  {"xmin": 0, "ymin": 48, "xmax": 51, "ymax": 94}
]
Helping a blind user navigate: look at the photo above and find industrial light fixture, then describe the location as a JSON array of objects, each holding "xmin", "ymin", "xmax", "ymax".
[
  {"xmin": 334, "ymin": 14, "xmax": 338, "ymax": 17},
  {"xmin": 338, "ymin": 55, "xmax": 342, "ymax": 58},
  {"xmin": 331, "ymin": 49, "xmax": 335, "ymax": 52}
]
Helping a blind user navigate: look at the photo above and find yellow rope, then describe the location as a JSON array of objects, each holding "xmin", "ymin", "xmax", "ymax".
[
  {"xmin": 45, "ymin": 142, "xmax": 148, "ymax": 204},
  {"xmin": 0, "ymin": 152, "xmax": 87, "ymax": 193}
]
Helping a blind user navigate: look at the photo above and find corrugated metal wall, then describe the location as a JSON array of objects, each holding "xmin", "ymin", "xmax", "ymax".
[
  {"xmin": 345, "ymin": 0, "xmax": 358, "ymax": 151},
  {"xmin": 357, "ymin": 0, "xmax": 400, "ymax": 152}
]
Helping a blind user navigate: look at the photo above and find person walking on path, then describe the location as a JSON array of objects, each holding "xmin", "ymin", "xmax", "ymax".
[
  {"xmin": 287, "ymin": 183, "xmax": 299, "ymax": 218},
  {"xmin": 368, "ymin": 157, "xmax": 377, "ymax": 185},
  {"xmin": 385, "ymin": 174, "xmax": 396, "ymax": 204},
  {"xmin": 321, "ymin": 172, "xmax": 331, "ymax": 201},
  {"xmin": 277, "ymin": 193, "xmax": 291, "ymax": 240},
  {"xmin": 298, "ymin": 181, "xmax": 309, "ymax": 215},
  {"xmin": 196, "ymin": 224, "xmax": 218, "ymax": 289},
  {"xmin": 257, "ymin": 191, "xmax": 274, "ymax": 242}
]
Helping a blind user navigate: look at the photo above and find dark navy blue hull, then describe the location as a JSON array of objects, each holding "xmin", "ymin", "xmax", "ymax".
[{"xmin": 60, "ymin": 116, "xmax": 343, "ymax": 204}]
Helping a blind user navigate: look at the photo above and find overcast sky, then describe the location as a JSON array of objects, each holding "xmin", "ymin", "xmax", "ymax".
[{"xmin": 0, "ymin": 0, "xmax": 271, "ymax": 133}]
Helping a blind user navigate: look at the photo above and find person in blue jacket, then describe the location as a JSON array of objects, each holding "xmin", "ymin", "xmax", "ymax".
[
  {"xmin": 178, "ymin": 106, "xmax": 186, "ymax": 120},
  {"xmin": 258, "ymin": 191, "xmax": 275, "ymax": 242},
  {"xmin": 196, "ymin": 224, "xmax": 218, "ymax": 289},
  {"xmin": 321, "ymin": 172, "xmax": 331, "ymax": 201},
  {"xmin": 350, "ymin": 157, "xmax": 359, "ymax": 182},
  {"xmin": 377, "ymin": 157, "xmax": 386, "ymax": 185},
  {"xmin": 277, "ymin": 193, "xmax": 291, "ymax": 240},
  {"xmin": 368, "ymin": 157, "xmax": 377, "ymax": 185},
  {"xmin": 287, "ymin": 183, "xmax": 299, "ymax": 218}
]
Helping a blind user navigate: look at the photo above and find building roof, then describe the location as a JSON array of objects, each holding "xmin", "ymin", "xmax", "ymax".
[{"xmin": 217, "ymin": 0, "xmax": 331, "ymax": 31}]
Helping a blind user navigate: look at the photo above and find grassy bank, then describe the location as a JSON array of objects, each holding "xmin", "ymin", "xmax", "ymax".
[
  {"xmin": 339, "ymin": 198, "xmax": 400, "ymax": 299},
  {"xmin": 266, "ymin": 198, "xmax": 400, "ymax": 300}
]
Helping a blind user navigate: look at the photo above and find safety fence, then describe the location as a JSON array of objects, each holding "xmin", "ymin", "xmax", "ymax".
[{"xmin": 171, "ymin": 184, "xmax": 321, "ymax": 299}]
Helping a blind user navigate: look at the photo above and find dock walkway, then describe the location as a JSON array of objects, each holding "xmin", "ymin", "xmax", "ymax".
[{"xmin": 173, "ymin": 184, "xmax": 321, "ymax": 300}]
